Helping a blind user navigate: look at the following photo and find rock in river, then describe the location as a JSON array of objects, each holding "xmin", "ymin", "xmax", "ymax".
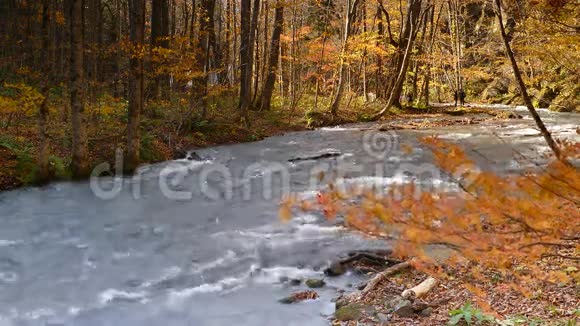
[
  {"xmin": 305, "ymin": 278, "xmax": 325, "ymax": 288},
  {"xmin": 324, "ymin": 262, "xmax": 347, "ymax": 277},
  {"xmin": 278, "ymin": 290, "xmax": 319, "ymax": 304}
]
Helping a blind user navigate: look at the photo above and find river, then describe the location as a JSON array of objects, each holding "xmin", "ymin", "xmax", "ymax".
[{"xmin": 0, "ymin": 106, "xmax": 578, "ymax": 325}]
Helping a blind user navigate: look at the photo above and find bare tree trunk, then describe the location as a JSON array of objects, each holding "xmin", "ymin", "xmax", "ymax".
[
  {"xmin": 37, "ymin": 0, "xmax": 51, "ymax": 184},
  {"xmin": 190, "ymin": 0, "xmax": 214, "ymax": 119},
  {"xmin": 70, "ymin": 0, "xmax": 89, "ymax": 178},
  {"xmin": 151, "ymin": 0, "xmax": 170, "ymax": 100},
  {"xmin": 494, "ymin": 0, "xmax": 561, "ymax": 159},
  {"xmin": 328, "ymin": 0, "xmax": 361, "ymax": 116},
  {"xmin": 374, "ymin": 0, "xmax": 423, "ymax": 119},
  {"xmin": 423, "ymin": 3, "xmax": 439, "ymax": 106},
  {"xmin": 126, "ymin": 0, "xmax": 145, "ymax": 173},
  {"xmin": 248, "ymin": 0, "xmax": 260, "ymax": 101},
  {"xmin": 239, "ymin": 0, "xmax": 252, "ymax": 119},
  {"xmin": 256, "ymin": 0, "xmax": 283, "ymax": 111}
]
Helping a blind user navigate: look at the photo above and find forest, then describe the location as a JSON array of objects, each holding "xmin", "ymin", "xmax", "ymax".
[{"xmin": 0, "ymin": 0, "xmax": 577, "ymax": 188}]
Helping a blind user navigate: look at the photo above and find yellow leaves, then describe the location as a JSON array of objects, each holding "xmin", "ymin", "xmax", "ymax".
[
  {"xmin": 401, "ymin": 143, "xmax": 414, "ymax": 155},
  {"xmin": 0, "ymin": 83, "xmax": 44, "ymax": 116},
  {"xmin": 279, "ymin": 196, "xmax": 295, "ymax": 223}
]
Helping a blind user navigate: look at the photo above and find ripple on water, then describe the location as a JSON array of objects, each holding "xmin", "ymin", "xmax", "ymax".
[
  {"xmin": 0, "ymin": 257, "xmax": 21, "ymax": 284},
  {"xmin": 98, "ymin": 289, "xmax": 148, "ymax": 305},
  {"xmin": 167, "ymin": 276, "xmax": 245, "ymax": 306}
]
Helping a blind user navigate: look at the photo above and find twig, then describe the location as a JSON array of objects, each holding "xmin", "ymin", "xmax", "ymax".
[{"xmin": 541, "ymin": 253, "xmax": 580, "ymax": 261}]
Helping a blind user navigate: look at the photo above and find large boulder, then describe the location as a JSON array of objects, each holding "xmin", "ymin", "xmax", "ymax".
[
  {"xmin": 481, "ymin": 77, "xmax": 511, "ymax": 101},
  {"xmin": 549, "ymin": 85, "xmax": 579, "ymax": 112},
  {"xmin": 535, "ymin": 85, "xmax": 559, "ymax": 108}
]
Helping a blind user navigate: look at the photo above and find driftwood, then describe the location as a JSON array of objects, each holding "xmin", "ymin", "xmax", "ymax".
[
  {"xmin": 360, "ymin": 261, "xmax": 412, "ymax": 296},
  {"xmin": 325, "ymin": 249, "xmax": 397, "ymax": 277},
  {"xmin": 401, "ymin": 276, "xmax": 439, "ymax": 299},
  {"xmin": 288, "ymin": 151, "xmax": 342, "ymax": 162}
]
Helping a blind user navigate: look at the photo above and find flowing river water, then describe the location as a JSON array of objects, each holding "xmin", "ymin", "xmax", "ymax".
[{"xmin": 0, "ymin": 106, "xmax": 578, "ymax": 325}]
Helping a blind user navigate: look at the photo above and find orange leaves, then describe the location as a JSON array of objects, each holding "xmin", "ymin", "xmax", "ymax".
[{"xmin": 282, "ymin": 137, "xmax": 580, "ymax": 299}]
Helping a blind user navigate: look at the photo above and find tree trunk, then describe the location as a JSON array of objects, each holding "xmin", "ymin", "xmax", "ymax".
[
  {"xmin": 256, "ymin": 0, "xmax": 283, "ymax": 111},
  {"xmin": 190, "ymin": 0, "xmax": 214, "ymax": 119},
  {"xmin": 69, "ymin": 0, "xmax": 89, "ymax": 178},
  {"xmin": 423, "ymin": 4, "xmax": 439, "ymax": 106},
  {"xmin": 37, "ymin": 0, "xmax": 51, "ymax": 184},
  {"xmin": 239, "ymin": 0, "xmax": 252, "ymax": 119},
  {"xmin": 328, "ymin": 0, "xmax": 361, "ymax": 116},
  {"xmin": 248, "ymin": 0, "xmax": 260, "ymax": 102},
  {"xmin": 494, "ymin": 0, "xmax": 561, "ymax": 159},
  {"xmin": 126, "ymin": 0, "xmax": 145, "ymax": 173},
  {"xmin": 151, "ymin": 0, "xmax": 169, "ymax": 99},
  {"xmin": 374, "ymin": 0, "xmax": 423, "ymax": 119}
]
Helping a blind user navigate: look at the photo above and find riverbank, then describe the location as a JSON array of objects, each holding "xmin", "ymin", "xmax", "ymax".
[
  {"xmin": 0, "ymin": 101, "xmax": 521, "ymax": 192},
  {"xmin": 328, "ymin": 252, "xmax": 579, "ymax": 325}
]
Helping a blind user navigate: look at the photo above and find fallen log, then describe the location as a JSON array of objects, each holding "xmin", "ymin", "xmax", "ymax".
[{"xmin": 401, "ymin": 276, "xmax": 439, "ymax": 300}]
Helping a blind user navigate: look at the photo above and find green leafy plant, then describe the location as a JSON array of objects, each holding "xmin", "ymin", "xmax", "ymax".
[{"xmin": 448, "ymin": 302, "xmax": 494, "ymax": 326}]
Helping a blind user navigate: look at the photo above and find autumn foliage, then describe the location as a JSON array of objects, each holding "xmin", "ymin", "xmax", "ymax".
[{"xmin": 282, "ymin": 138, "xmax": 580, "ymax": 299}]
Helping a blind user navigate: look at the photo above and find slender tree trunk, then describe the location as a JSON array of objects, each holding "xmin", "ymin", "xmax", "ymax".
[
  {"xmin": 494, "ymin": 0, "xmax": 561, "ymax": 159},
  {"xmin": 126, "ymin": 0, "xmax": 145, "ymax": 173},
  {"xmin": 70, "ymin": 0, "xmax": 89, "ymax": 178},
  {"xmin": 239, "ymin": 0, "xmax": 252, "ymax": 119},
  {"xmin": 190, "ymin": 0, "xmax": 214, "ymax": 119},
  {"xmin": 329, "ymin": 0, "xmax": 361, "ymax": 115},
  {"xmin": 248, "ymin": 0, "xmax": 260, "ymax": 102},
  {"xmin": 362, "ymin": 1, "xmax": 368, "ymax": 102},
  {"xmin": 423, "ymin": 4, "xmax": 439, "ymax": 106},
  {"xmin": 374, "ymin": 0, "xmax": 423, "ymax": 119},
  {"xmin": 256, "ymin": 0, "xmax": 283, "ymax": 111},
  {"xmin": 37, "ymin": 0, "xmax": 51, "ymax": 184},
  {"xmin": 151, "ymin": 0, "xmax": 169, "ymax": 99}
]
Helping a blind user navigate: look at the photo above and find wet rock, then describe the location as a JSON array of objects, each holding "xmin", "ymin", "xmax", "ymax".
[
  {"xmin": 305, "ymin": 278, "xmax": 325, "ymax": 288},
  {"xmin": 420, "ymin": 307, "xmax": 433, "ymax": 317},
  {"xmin": 393, "ymin": 302, "xmax": 415, "ymax": 318},
  {"xmin": 335, "ymin": 303, "xmax": 374, "ymax": 321},
  {"xmin": 289, "ymin": 279, "xmax": 302, "ymax": 286},
  {"xmin": 278, "ymin": 290, "xmax": 319, "ymax": 304},
  {"xmin": 335, "ymin": 295, "xmax": 351, "ymax": 310},
  {"xmin": 385, "ymin": 296, "xmax": 413, "ymax": 316},
  {"xmin": 187, "ymin": 152, "xmax": 203, "ymax": 161},
  {"xmin": 377, "ymin": 313, "xmax": 391, "ymax": 324},
  {"xmin": 173, "ymin": 149, "xmax": 203, "ymax": 161},
  {"xmin": 324, "ymin": 262, "xmax": 347, "ymax": 277},
  {"xmin": 173, "ymin": 148, "xmax": 188, "ymax": 160}
]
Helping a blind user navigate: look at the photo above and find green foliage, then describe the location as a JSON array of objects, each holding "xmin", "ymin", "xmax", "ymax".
[
  {"xmin": 448, "ymin": 302, "xmax": 495, "ymax": 326},
  {"xmin": 0, "ymin": 135, "xmax": 37, "ymax": 184},
  {"xmin": 0, "ymin": 82, "xmax": 44, "ymax": 116},
  {"xmin": 139, "ymin": 131, "xmax": 164, "ymax": 162},
  {"xmin": 0, "ymin": 135, "xmax": 70, "ymax": 184}
]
